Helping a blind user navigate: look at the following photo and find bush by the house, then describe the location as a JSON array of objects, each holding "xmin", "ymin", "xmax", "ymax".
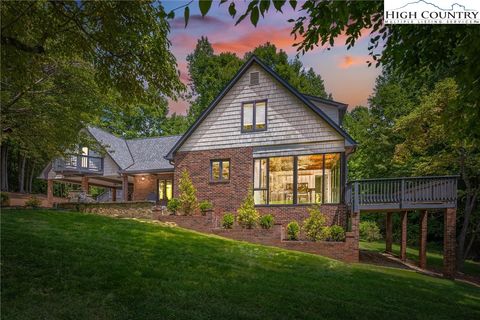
[
  {"xmin": 302, "ymin": 205, "xmax": 327, "ymax": 241},
  {"xmin": 178, "ymin": 170, "xmax": 197, "ymax": 215},
  {"xmin": 259, "ymin": 214, "xmax": 275, "ymax": 229},
  {"xmin": 1, "ymin": 192, "xmax": 10, "ymax": 206},
  {"xmin": 329, "ymin": 225, "xmax": 346, "ymax": 241},
  {"xmin": 167, "ymin": 198, "xmax": 180, "ymax": 215},
  {"xmin": 237, "ymin": 191, "xmax": 259, "ymax": 229},
  {"xmin": 360, "ymin": 221, "xmax": 382, "ymax": 242},
  {"xmin": 222, "ymin": 213, "xmax": 234, "ymax": 229},
  {"xmin": 25, "ymin": 196, "xmax": 41, "ymax": 208},
  {"xmin": 199, "ymin": 200, "xmax": 213, "ymax": 216},
  {"xmin": 286, "ymin": 221, "xmax": 300, "ymax": 240}
]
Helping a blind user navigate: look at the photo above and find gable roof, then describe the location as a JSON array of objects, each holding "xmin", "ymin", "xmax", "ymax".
[
  {"xmin": 165, "ymin": 55, "xmax": 356, "ymax": 160},
  {"xmin": 86, "ymin": 127, "xmax": 180, "ymax": 173}
]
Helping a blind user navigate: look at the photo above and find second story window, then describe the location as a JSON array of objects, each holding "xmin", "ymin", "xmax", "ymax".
[{"xmin": 242, "ymin": 100, "xmax": 267, "ymax": 132}]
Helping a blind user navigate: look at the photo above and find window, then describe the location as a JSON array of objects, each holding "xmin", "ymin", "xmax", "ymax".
[
  {"xmin": 211, "ymin": 160, "xmax": 230, "ymax": 182},
  {"xmin": 158, "ymin": 179, "xmax": 173, "ymax": 201},
  {"xmin": 242, "ymin": 100, "xmax": 267, "ymax": 132},
  {"xmin": 253, "ymin": 153, "xmax": 342, "ymax": 205}
]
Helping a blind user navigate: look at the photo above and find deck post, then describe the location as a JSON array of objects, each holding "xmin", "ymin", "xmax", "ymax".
[
  {"xmin": 443, "ymin": 208, "xmax": 456, "ymax": 278},
  {"xmin": 111, "ymin": 187, "xmax": 116, "ymax": 202},
  {"xmin": 385, "ymin": 212, "xmax": 393, "ymax": 253},
  {"xmin": 81, "ymin": 176, "xmax": 89, "ymax": 194},
  {"xmin": 419, "ymin": 210, "xmax": 428, "ymax": 269},
  {"xmin": 47, "ymin": 180, "xmax": 54, "ymax": 207},
  {"xmin": 400, "ymin": 211, "xmax": 408, "ymax": 261},
  {"xmin": 122, "ymin": 174, "xmax": 129, "ymax": 201}
]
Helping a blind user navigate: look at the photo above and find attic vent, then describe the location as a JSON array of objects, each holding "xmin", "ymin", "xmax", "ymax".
[{"xmin": 250, "ymin": 72, "xmax": 259, "ymax": 85}]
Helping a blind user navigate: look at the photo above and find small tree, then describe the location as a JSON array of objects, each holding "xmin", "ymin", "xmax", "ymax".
[
  {"xmin": 178, "ymin": 170, "xmax": 197, "ymax": 215},
  {"xmin": 286, "ymin": 221, "xmax": 300, "ymax": 240},
  {"xmin": 237, "ymin": 190, "xmax": 259, "ymax": 229},
  {"xmin": 302, "ymin": 205, "xmax": 327, "ymax": 241}
]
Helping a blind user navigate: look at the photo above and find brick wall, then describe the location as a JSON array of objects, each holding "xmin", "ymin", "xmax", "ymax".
[
  {"xmin": 132, "ymin": 173, "xmax": 173, "ymax": 201},
  {"xmin": 173, "ymin": 147, "xmax": 348, "ymax": 228}
]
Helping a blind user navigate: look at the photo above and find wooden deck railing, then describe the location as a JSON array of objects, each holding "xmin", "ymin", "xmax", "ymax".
[
  {"xmin": 346, "ymin": 176, "xmax": 458, "ymax": 212},
  {"xmin": 53, "ymin": 154, "xmax": 104, "ymax": 173}
]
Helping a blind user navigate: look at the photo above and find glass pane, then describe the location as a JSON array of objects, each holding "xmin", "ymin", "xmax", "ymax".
[
  {"xmin": 254, "ymin": 159, "xmax": 261, "ymax": 188},
  {"xmin": 269, "ymin": 157, "xmax": 294, "ymax": 205},
  {"xmin": 254, "ymin": 190, "xmax": 267, "ymax": 205},
  {"xmin": 325, "ymin": 154, "xmax": 341, "ymax": 203},
  {"xmin": 81, "ymin": 147, "xmax": 89, "ymax": 155},
  {"xmin": 166, "ymin": 180, "xmax": 173, "ymax": 200},
  {"xmin": 253, "ymin": 159, "xmax": 267, "ymax": 189},
  {"xmin": 222, "ymin": 161, "xmax": 230, "ymax": 180},
  {"xmin": 255, "ymin": 102, "xmax": 266, "ymax": 129},
  {"xmin": 211, "ymin": 161, "xmax": 220, "ymax": 181},
  {"xmin": 159, "ymin": 180, "xmax": 165, "ymax": 200},
  {"xmin": 243, "ymin": 103, "xmax": 253, "ymax": 130},
  {"xmin": 297, "ymin": 154, "xmax": 324, "ymax": 204}
]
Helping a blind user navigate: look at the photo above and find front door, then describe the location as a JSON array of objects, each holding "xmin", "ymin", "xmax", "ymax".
[{"xmin": 158, "ymin": 179, "xmax": 173, "ymax": 205}]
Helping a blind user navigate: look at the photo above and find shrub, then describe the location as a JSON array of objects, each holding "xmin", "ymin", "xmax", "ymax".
[
  {"xmin": 286, "ymin": 221, "xmax": 300, "ymax": 240},
  {"xmin": 178, "ymin": 170, "xmax": 197, "ymax": 215},
  {"xmin": 167, "ymin": 198, "xmax": 180, "ymax": 215},
  {"xmin": 199, "ymin": 200, "xmax": 213, "ymax": 215},
  {"xmin": 329, "ymin": 225, "xmax": 346, "ymax": 241},
  {"xmin": 360, "ymin": 221, "xmax": 382, "ymax": 242},
  {"xmin": 259, "ymin": 214, "xmax": 274, "ymax": 229},
  {"xmin": 222, "ymin": 213, "xmax": 234, "ymax": 229},
  {"xmin": 318, "ymin": 226, "xmax": 332, "ymax": 241},
  {"xmin": 0, "ymin": 192, "xmax": 10, "ymax": 206},
  {"xmin": 237, "ymin": 190, "xmax": 259, "ymax": 229},
  {"xmin": 302, "ymin": 205, "xmax": 327, "ymax": 241},
  {"xmin": 25, "ymin": 196, "xmax": 41, "ymax": 208}
]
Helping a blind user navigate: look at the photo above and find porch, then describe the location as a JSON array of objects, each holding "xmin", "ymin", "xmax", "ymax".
[{"xmin": 346, "ymin": 176, "xmax": 458, "ymax": 278}]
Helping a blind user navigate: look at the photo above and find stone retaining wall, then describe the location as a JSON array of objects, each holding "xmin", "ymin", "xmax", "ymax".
[{"xmin": 58, "ymin": 201, "xmax": 157, "ymax": 219}]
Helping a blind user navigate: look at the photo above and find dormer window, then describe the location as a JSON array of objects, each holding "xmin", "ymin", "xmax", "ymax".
[{"xmin": 242, "ymin": 100, "xmax": 267, "ymax": 132}]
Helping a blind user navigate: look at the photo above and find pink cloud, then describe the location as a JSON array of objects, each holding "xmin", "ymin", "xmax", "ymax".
[{"xmin": 338, "ymin": 55, "xmax": 369, "ymax": 69}]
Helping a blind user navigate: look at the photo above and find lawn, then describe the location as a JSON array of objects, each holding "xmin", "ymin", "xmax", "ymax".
[
  {"xmin": 2, "ymin": 210, "xmax": 480, "ymax": 320},
  {"xmin": 359, "ymin": 240, "xmax": 480, "ymax": 277}
]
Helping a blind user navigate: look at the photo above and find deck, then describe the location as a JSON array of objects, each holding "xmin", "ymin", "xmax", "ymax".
[{"xmin": 346, "ymin": 176, "xmax": 458, "ymax": 213}]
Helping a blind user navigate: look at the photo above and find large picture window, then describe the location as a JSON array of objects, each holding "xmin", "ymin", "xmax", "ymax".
[
  {"xmin": 253, "ymin": 153, "xmax": 342, "ymax": 205},
  {"xmin": 242, "ymin": 100, "xmax": 267, "ymax": 132}
]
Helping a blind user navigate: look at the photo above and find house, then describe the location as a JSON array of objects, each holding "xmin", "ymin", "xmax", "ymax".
[{"xmin": 41, "ymin": 56, "xmax": 458, "ymax": 277}]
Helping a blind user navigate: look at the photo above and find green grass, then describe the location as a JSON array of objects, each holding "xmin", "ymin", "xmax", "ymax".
[
  {"xmin": 360, "ymin": 240, "xmax": 480, "ymax": 277},
  {"xmin": 2, "ymin": 210, "xmax": 480, "ymax": 320}
]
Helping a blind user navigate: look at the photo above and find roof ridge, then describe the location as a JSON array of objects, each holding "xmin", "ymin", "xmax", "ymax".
[{"xmin": 126, "ymin": 134, "xmax": 183, "ymax": 141}]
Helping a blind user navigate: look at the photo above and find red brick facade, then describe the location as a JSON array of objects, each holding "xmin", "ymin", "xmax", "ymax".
[
  {"xmin": 132, "ymin": 173, "xmax": 173, "ymax": 201},
  {"xmin": 173, "ymin": 147, "xmax": 348, "ymax": 229}
]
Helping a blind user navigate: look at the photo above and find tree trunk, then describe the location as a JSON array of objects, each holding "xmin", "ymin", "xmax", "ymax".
[
  {"xmin": 28, "ymin": 161, "xmax": 35, "ymax": 193},
  {"xmin": 18, "ymin": 154, "xmax": 26, "ymax": 193},
  {"xmin": 0, "ymin": 144, "xmax": 7, "ymax": 191}
]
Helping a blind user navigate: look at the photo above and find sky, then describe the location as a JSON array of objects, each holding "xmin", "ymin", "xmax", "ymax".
[{"xmin": 163, "ymin": 1, "xmax": 382, "ymax": 114}]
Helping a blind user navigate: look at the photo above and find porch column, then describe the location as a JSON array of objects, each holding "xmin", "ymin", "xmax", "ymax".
[
  {"xmin": 47, "ymin": 180, "xmax": 54, "ymax": 207},
  {"xmin": 385, "ymin": 212, "xmax": 393, "ymax": 253},
  {"xmin": 400, "ymin": 211, "xmax": 407, "ymax": 261},
  {"xmin": 122, "ymin": 174, "xmax": 129, "ymax": 201},
  {"xmin": 419, "ymin": 210, "xmax": 428, "ymax": 269},
  {"xmin": 81, "ymin": 176, "xmax": 89, "ymax": 194},
  {"xmin": 111, "ymin": 187, "xmax": 116, "ymax": 202},
  {"xmin": 443, "ymin": 208, "xmax": 456, "ymax": 278}
]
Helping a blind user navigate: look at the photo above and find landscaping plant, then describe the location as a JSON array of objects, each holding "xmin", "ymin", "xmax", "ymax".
[
  {"xmin": 178, "ymin": 170, "xmax": 197, "ymax": 215},
  {"xmin": 167, "ymin": 198, "xmax": 180, "ymax": 215},
  {"xmin": 286, "ymin": 221, "xmax": 300, "ymax": 240},
  {"xmin": 25, "ymin": 196, "xmax": 41, "ymax": 208},
  {"xmin": 222, "ymin": 213, "xmax": 234, "ymax": 229},
  {"xmin": 359, "ymin": 221, "xmax": 382, "ymax": 242},
  {"xmin": 237, "ymin": 191, "xmax": 259, "ymax": 229},
  {"xmin": 259, "ymin": 214, "xmax": 275, "ymax": 230},
  {"xmin": 199, "ymin": 200, "xmax": 213, "ymax": 216},
  {"xmin": 329, "ymin": 225, "xmax": 346, "ymax": 241},
  {"xmin": 302, "ymin": 205, "xmax": 327, "ymax": 241}
]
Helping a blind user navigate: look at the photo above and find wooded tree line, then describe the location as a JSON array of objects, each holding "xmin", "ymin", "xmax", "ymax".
[{"xmin": 1, "ymin": 1, "xmax": 478, "ymax": 267}]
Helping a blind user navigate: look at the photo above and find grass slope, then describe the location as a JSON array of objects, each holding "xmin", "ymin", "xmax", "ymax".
[
  {"xmin": 360, "ymin": 240, "xmax": 480, "ymax": 277},
  {"xmin": 2, "ymin": 210, "xmax": 479, "ymax": 320}
]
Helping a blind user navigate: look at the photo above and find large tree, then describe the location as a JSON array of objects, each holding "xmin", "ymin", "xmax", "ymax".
[
  {"xmin": 1, "ymin": 1, "xmax": 184, "ymax": 192},
  {"xmin": 186, "ymin": 38, "xmax": 328, "ymax": 122}
]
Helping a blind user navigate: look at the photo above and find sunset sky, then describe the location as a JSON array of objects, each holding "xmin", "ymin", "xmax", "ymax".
[{"xmin": 164, "ymin": 1, "xmax": 382, "ymax": 114}]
